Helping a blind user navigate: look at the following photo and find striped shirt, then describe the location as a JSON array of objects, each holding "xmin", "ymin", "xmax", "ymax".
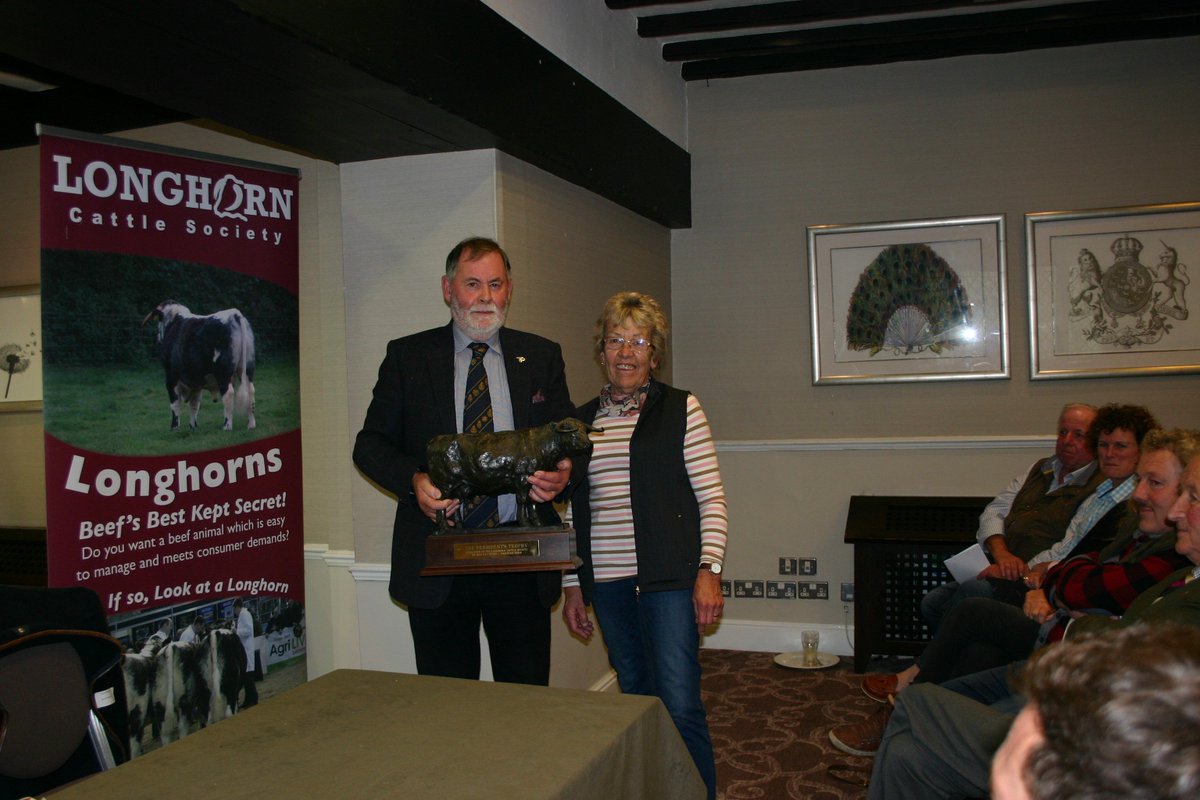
[
  {"xmin": 563, "ymin": 394, "xmax": 728, "ymax": 587},
  {"xmin": 1027, "ymin": 474, "xmax": 1137, "ymax": 568}
]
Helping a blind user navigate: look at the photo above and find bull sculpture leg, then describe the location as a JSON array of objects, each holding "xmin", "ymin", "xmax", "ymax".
[{"xmin": 515, "ymin": 493, "xmax": 544, "ymax": 528}]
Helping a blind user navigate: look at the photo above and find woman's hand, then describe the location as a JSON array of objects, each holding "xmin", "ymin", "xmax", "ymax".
[
  {"xmin": 1023, "ymin": 589, "xmax": 1055, "ymax": 624},
  {"xmin": 561, "ymin": 586, "xmax": 594, "ymax": 640},
  {"xmin": 528, "ymin": 458, "xmax": 572, "ymax": 503},
  {"xmin": 693, "ymin": 567, "xmax": 725, "ymax": 634}
]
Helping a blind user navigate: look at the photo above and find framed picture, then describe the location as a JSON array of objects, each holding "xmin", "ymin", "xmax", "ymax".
[
  {"xmin": 0, "ymin": 285, "xmax": 42, "ymax": 411},
  {"xmin": 807, "ymin": 215, "xmax": 1008, "ymax": 384},
  {"xmin": 1026, "ymin": 202, "xmax": 1200, "ymax": 379}
]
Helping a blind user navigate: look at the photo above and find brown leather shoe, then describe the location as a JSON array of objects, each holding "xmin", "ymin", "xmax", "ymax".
[
  {"xmin": 861, "ymin": 672, "xmax": 898, "ymax": 703},
  {"xmin": 828, "ymin": 702, "xmax": 893, "ymax": 757}
]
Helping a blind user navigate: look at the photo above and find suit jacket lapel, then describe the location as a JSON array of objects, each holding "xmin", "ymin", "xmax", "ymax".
[
  {"xmin": 500, "ymin": 328, "xmax": 531, "ymax": 429},
  {"xmin": 429, "ymin": 324, "xmax": 457, "ymax": 433}
]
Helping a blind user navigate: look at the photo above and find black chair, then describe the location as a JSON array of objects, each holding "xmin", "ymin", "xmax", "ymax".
[{"xmin": 0, "ymin": 586, "xmax": 129, "ymax": 797}]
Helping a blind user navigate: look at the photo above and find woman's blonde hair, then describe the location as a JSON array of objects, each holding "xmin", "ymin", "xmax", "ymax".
[{"xmin": 593, "ymin": 291, "xmax": 668, "ymax": 375}]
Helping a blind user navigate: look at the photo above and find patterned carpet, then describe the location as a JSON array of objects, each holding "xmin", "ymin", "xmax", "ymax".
[{"xmin": 700, "ymin": 648, "xmax": 881, "ymax": 800}]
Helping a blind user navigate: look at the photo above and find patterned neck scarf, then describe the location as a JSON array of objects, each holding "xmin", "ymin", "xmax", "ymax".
[{"xmin": 598, "ymin": 381, "xmax": 650, "ymax": 417}]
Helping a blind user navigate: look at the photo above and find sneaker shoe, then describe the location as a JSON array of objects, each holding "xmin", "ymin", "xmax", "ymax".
[
  {"xmin": 829, "ymin": 702, "xmax": 893, "ymax": 757},
  {"xmin": 861, "ymin": 672, "xmax": 899, "ymax": 703}
]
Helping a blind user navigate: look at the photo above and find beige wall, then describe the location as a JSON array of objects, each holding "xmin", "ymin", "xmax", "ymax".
[
  {"xmin": 341, "ymin": 149, "xmax": 671, "ymax": 566},
  {"xmin": 675, "ymin": 37, "xmax": 1200, "ymax": 628},
  {"xmin": 339, "ymin": 148, "xmax": 671, "ymax": 685},
  {"xmin": 0, "ymin": 147, "xmax": 46, "ymax": 526},
  {"xmin": 4, "ymin": 33, "xmax": 1199, "ymax": 661},
  {"xmin": 676, "ymin": 38, "xmax": 1200, "ymax": 439}
]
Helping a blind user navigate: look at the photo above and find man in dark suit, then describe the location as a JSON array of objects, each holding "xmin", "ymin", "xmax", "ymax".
[{"xmin": 353, "ymin": 237, "xmax": 574, "ymax": 685}]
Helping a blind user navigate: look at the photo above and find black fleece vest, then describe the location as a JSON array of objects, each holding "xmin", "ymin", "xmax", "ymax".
[{"xmin": 572, "ymin": 381, "xmax": 702, "ymax": 600}]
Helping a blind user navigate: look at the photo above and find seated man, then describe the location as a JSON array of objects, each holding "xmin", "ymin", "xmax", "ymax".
[
  {"xmin": 903, "ymin": 428, "xmax": 1193, "ymax": 686},
  {"xmin": 991, "ymin": 623, "xmax": 1200, "ymax": 800},
  {"xmin": 832, "ymin": 410, "xmax": 1167, "ymax": 758},
  {"xmin": 861, "ymin": 447, "xmax": 1200, "ymax": 799},
  {"xmin": 920, "ymin": 402, "xmax": 1102, "ymax": 632},
  {"xmin": 858, "ymin": 404, "xmax": 1155, "ymax": 710}
]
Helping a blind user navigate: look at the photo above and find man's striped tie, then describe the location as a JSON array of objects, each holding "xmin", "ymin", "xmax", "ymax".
[{"xmin": 460, "ymin": 342, "xmax": 499, "ymax": 529}]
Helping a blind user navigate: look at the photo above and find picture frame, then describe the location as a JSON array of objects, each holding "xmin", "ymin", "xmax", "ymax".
[
  {"xmin": 0, "ymin": 285, "xmax": 42, "ymax": 411},
  {"xmin": 807, "ymin": 215, "xmax": 1008, "ymax": 384},
  {"xmin": 1026, "ymin": 202, "xmax": 1200, "ymax": 380}
]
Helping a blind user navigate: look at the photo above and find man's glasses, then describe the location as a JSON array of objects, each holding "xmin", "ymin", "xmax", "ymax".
[{"xmin": 602, "ymin": 335, "xmax": 652, "ymax": 351}]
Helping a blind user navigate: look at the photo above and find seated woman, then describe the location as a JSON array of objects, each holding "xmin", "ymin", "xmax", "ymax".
[
  {"xmin": 895, "ymin": 428, "xmax": 1194, "ymax": 687},
  {"xmin": 862, "ymin": 449, "xmax": 1200, "ymax": 800},
  {"xmin": 862, "ymin": 404, "xmax": 1156, "ymax": 703},
  {"xmin": 829, "ymin": 418, "xmax": 1183, "ymax": 757},
  {"xmin": 926, "ymin": 403, "xmax": 1159, "ymax": 630}
]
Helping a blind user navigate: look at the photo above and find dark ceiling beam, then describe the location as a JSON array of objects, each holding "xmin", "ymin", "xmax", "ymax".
[
  {"xmin": 606, "ymin": 0, "xmax": 705, "ymax": 9},
  {"xmin": 0, "ymin": 0, "xmax": 691, "ymax": 229},
  {"xmin": 637, "ymin": 0, "xmax": 1016, "ymax": 37},
  {"xmin": 670, "ymin": 0, "xmax": 1200, "ymax": 79}
]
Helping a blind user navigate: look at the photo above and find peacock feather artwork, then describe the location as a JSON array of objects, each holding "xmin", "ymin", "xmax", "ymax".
[{"xmin": 845, "ymin": 243, "xmax": 973, "ymax": 356}]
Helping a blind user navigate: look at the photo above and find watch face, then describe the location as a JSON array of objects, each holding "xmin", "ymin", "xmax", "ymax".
[{"xmin": 706, "ymin": 562, "xmax": 722, "ymax": 575}]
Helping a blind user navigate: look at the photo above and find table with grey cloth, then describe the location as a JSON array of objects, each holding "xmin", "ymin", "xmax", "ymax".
[{"xmin": 46, "ymin": 668, "xmax": 705, "ymax": 799}]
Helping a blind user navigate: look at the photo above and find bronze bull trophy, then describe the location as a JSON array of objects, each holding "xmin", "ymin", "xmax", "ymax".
[{"xmin": 420, "ymin": 418, "xmax": 601, "ymax": 576}]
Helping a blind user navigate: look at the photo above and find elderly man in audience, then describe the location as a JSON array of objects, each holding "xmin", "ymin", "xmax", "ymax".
[
  {"xmin": 854, "ymin": 404, "xmax": 1156, "ymax": 715},
  {"xmin": 854, "ymin": 443, "xmax": 1200, "ymax": 800},
  {"xmin": 990, "ymin": 622, "xmax": 1200, "ymax": 800},
  {"xmin": 920, "ymin": 403, "xmax": 1102, "ymax": 632},
  {"xmin": 888, "ymin": 428, "xmax": 1194, "ymax": 687}
]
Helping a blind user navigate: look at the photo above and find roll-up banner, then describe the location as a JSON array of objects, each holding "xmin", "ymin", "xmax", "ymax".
[{"xmin": 38, "ymin": 127, "xmax": 304, "ymax": 752}]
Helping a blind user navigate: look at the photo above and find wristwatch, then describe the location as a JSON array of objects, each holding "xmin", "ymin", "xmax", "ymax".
[{"xmin": 700, "ymin": 562, "xmax": 722, "ymax": 575}]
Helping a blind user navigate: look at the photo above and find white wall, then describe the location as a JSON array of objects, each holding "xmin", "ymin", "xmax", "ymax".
[
  {"xmin": 482, "ymin": 0, "xmax": 687, "ymax": 148},
  {"xmin": 674, "ymin": 37, "xmax": 1200, "ymax": 628}
]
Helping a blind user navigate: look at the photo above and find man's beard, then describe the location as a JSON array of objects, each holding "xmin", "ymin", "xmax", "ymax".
[{"xmin": 450, "ymin": 296, "xmax": 507, "ymax": 339}]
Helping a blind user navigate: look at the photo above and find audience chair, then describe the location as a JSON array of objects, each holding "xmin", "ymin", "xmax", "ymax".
[{"xmin": 0, "ymin": 585, "xmax": 129, "ymax": 796}]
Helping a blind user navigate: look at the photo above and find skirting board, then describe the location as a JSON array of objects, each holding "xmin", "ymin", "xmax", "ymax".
[
  {"xmin": 305, "ymin": 548, "xmax": 855, "ymax": 686},
  {"xmin": 700, "ymin": 618, "xmax": 855, "ymax": 657}
]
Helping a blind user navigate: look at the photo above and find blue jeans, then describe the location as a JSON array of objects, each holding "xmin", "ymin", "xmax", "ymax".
[
  {"xmin": 591, "ymin": 578, "xmax": 716, "ymax": 800},
  {"xmin": 943, "ymin": 662, "xmax": 1027, "ymax": 715}
]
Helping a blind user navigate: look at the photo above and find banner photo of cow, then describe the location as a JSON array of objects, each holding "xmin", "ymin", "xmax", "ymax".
[
  {"xmin": 113, "ymin": 596, "xmax": 305, "ymax": 756},
  {"xmin": 38, "ymin": 127, "xmax": 304, "ymax": 765}
]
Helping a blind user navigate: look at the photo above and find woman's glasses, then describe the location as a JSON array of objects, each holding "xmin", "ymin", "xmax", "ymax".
[{"xmin": 602, "ymin": 335, "xmax": 652, "ymax": 351}]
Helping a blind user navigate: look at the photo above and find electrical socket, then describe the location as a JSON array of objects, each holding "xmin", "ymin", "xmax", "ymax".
[
  {"xmin": 841, "ymin": 582, "xmax": 855, "ymax": 602},
  {"xmin": 766, "ymin": 581, "xmax": 797, "ymax": 599},
  {"xmin": 798, "ymin": 557, "xmax": 818, "ymax": 575},
  {"xmin": 797, "ymin": 581, "xmax": 828, "ymax": 599},
  {"xmin": 719, "ymin": 580, "xmax": 732, "ymax": 597},
  {"xmin": 779, "ymin": 557, "xmax": 798, "ymax": 575},
  {"xmin": 733, "ymin": 580, "xmax": 765, "ymax": 598}
]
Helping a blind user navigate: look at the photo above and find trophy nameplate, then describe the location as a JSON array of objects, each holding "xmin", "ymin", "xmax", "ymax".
[{"xmin": 421, "ymin": 524, "xmax": 579, "ymax": 576}]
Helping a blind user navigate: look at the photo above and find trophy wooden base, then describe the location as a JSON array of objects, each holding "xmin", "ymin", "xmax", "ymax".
[{"xmin": 421, "ymin": 525, "xmax": 579, "ymax": 576}]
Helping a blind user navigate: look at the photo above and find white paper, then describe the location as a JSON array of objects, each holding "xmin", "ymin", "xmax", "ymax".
[{"xmin": 944, "ymin": 543, "xmax": 990, "ymax": 583}]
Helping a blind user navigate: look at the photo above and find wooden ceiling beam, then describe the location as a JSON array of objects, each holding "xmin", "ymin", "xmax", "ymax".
[
  {"xmin": 637, "ymin": 1, "xmax": 1016, "ymax": 38},
  {"xmin": 679, "ymin": 14, "xmax": 1200, "ymax": 79}
]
